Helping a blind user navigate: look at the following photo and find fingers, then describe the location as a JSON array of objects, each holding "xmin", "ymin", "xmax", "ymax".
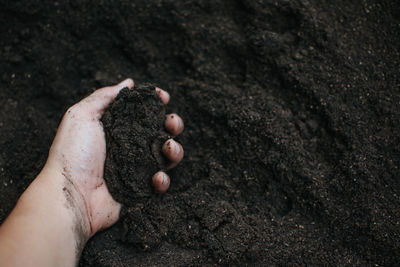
[
  {"xmin": 155, "ymin": 87, "xmax": 170, "ymax": 104},
  {"xmin": 154, "ymin": 89, "xmax": 182, "ymax": 194},
  {"xmin": 165, "ymin": 113, "xmax": 184, "ymax": 136},
  {"xmin": 155, "ymin": 87, "xmax": 184, "ymax": 136},
  {"xmin": 162, "ymin": 139, "xmax": 184, "ymax": 169},
  {"xmin": 83, "ymin": 78, "xmax": 134, "ymax": 118},
  {"xmin": 152, "ymin": 171, "xmax": 170, "ymax": 193}
]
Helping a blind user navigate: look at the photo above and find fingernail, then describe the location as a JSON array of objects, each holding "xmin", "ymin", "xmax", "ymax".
[
  {"xmin": 167, "ymin": 114, "xmax": 183, "ymax": 132},
  {"xmin": 156, "ymin": 88, "xmax": 170, "ymax": 104},
  {"xmin": 177, "ymin": 116, "xmax": 183, "ymax": 131},
  {"xmin": 162, "ymin": 173, "xmax": 169, "ymax": 185},
  {"xmin": 172, "ymin": 140, "xmax": 180, "ymax": 155}
]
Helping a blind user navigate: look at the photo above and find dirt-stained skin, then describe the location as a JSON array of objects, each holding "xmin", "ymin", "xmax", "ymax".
[{"xmin": 61, "ymin": 166, "xmax": 90, "ymax": 260}]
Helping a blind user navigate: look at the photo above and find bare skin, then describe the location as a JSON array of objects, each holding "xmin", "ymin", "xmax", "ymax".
[{"xmin": 0, "ymin": 79, "xmax": 184, "ymax": 267}]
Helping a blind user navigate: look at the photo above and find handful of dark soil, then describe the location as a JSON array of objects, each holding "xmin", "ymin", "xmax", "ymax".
[
  {"xmin": 101, "ymin": 84, "xmax": 183, "ymax": 249},
  {"xmin": 102, "ymin": 84, "xmax": 169, "ymax": 202}
]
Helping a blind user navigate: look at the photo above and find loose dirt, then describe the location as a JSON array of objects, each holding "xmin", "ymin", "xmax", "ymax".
[{"xmin": 0, "ymin": 0, "xmax": 399, "ymax": 266}]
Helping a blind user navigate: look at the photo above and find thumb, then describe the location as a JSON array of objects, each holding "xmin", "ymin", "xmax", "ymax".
[{"xmin": 82, "ymin": 78, "xmax": 134, "ymax": 118}]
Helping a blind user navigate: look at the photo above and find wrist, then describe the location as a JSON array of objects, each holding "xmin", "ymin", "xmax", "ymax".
[
  {"xmin": 0, "ymin": 166, "xmax": 92, "ymax": 266},
  {"xmin": 41, "ymin": 165, "xmax": 92, "ymax": 239}
]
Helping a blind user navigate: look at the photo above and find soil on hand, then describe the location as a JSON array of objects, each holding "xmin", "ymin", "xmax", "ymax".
[
  {"xmin": 102, "ymin": 84, "xmax": 173, "ymax": 248},
  {"xmin": 102, "ymin": 84, "xmax": 168, "ymax": 201},
  {"xmin": 0, "ymin": 0, "xmax": 399, "ymax": 266}
]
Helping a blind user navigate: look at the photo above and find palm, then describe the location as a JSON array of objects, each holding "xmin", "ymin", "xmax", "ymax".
[{"xmin": 46, "ymin": 79, "xmax": 184, "ymax": 236}]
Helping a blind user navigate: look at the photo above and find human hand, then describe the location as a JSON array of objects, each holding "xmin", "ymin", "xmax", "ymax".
[{"xmin": 44, "ymin": 78, "xmax": 184, "ymax": 238}]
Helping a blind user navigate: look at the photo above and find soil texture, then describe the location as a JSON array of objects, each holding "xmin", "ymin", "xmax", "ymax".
[
  {"xmin": 0, "ymin": 0, "xmax": 399, "ymax": 266},
  {"xmin": 102, "ymin": 84, "xmax": 168, "ymax": 201},
  {"xmin": 102, "ymin": 84, "xmax": 173, "ymax": 248}
]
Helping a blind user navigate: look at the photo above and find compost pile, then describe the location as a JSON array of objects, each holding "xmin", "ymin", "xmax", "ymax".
[{"xmin": 0, "ymin": 0, "xmax": 399, "ymax": 266}]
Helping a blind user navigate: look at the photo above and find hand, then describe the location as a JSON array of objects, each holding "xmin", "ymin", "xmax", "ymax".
[
  {"xmin": 45, "ymin": 78, "xmax": 184, "ymax": 237},
  {"xmin": 0, "ymin": 79, "xmax": 183, "ymax": 266}
]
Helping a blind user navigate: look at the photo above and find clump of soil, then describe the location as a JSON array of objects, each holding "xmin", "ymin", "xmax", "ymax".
[
  {"xmin": 101, "ymin": 84, "xmax": 172, "ymax": 248},
  {"xmin": 102, "ymin": 84, "xmax": 168, "ymax": 201}
]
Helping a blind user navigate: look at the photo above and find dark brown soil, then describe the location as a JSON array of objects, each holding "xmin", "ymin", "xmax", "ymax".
[
  {"xmin": 102, "ymin": 84, "xmax": 169, "ymax": 201},
  {"xmin": 0, "ymin": 0, "xmax": 399, "ymax": 266},
  {"xmin": 102, "ymin": 84, "xmax": 173, "ymax": 249}
]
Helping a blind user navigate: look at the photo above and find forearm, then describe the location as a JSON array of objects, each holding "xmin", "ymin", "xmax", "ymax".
[{"xmin": 0, "ymin": 167, "xmax": 90, "ymax": 267}]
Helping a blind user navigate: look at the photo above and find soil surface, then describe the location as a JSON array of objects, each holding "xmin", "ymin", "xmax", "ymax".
[{"xmin": 0, "ymin": 0, "xmax": 399, "ymax": 266}]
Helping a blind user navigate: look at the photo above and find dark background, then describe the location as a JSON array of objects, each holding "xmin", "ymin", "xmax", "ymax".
[{"xmin": 0, "ymin": 0, "xmax": 399, "ymax": 266}]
